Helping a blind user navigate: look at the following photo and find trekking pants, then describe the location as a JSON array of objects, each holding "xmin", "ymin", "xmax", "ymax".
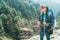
[{"xmin": 40, "ymin": 25, "xmax": 50, "ymax": 40}]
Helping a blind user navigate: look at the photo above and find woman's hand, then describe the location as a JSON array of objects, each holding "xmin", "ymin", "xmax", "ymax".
[
  {"xmin": 37, "ymin": 21, "xmax": 40, "ymax": 33},
  {"xmin": 37, "ymin": 21, "xmax": 40, "ymax": 27},
  {"xmin": 43, "ymin": 22, "xmax": 46, "ymax": 27}
]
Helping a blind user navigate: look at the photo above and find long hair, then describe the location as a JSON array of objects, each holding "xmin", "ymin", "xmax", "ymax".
[{"xmin": 46, "ymin": 6, "xmax": 49, "ymax": 14}]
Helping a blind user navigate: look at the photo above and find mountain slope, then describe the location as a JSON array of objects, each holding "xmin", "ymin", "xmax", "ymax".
[{"xmin": 31, "ymin": 0, "xmax": 60, "ymax": 16}]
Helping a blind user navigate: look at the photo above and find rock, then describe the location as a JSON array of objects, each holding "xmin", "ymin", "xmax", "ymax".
[
  {"xmin": 52, "ymin": 36, "xmax": 60, "ymax": 40},
  {"xmin": 56, "ymin": 29, "xmax": 60, "ymax": 35},
  {"xmin": 26, "ymin": 35, "xmax": 39, "ymax": 40}
]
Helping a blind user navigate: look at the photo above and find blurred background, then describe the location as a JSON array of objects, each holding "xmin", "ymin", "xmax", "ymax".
[{"xmin": 0, "ymin": 0, "xmax": 60, "ymax": 40}]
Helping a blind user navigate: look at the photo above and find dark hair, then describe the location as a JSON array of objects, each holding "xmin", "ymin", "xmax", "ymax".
[{"xmin": 46, "ymin": 6, "xmax": 49, "ymax": 14}]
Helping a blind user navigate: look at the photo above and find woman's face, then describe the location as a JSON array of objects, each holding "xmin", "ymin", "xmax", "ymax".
[{"xmin": 41, "ymin": 7, "xmax": 47, "ymax": 13}]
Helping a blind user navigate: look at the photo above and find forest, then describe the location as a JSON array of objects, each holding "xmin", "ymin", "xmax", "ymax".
[{"xmin": 0, "ymin": 0, "xmax": 40, "ymax": 40}]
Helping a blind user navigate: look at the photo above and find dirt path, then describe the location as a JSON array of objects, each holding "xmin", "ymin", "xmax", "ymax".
[
  {"xmin": 26, "ymin": 29, "xmax": 60, "ymax": 40},
  {"xmin": 26, "ymin": 34, "xmax": 60, "ymax": 40}
]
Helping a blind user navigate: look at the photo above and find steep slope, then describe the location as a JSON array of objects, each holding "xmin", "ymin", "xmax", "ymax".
[{"xmin": 0, "ymin": 0, "xmax": 40, "ymax": 40}]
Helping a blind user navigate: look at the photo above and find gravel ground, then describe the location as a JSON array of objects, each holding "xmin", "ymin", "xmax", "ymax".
[
  {"xmin": 26, "ymin": 35, "xmax": 60, "ymax": 40},
  {"xmin": 26, "ymin": 29, "xmax": 60, "ymax": 40}
]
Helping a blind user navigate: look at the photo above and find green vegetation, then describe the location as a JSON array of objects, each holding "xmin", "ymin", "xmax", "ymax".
[
  {"xmin": 0, "ymin": 0, "xmax": 40, "ymax": 40},
  {"xmin": 56, "ymin": 11, "xmax": 60, "ymax": 28}
]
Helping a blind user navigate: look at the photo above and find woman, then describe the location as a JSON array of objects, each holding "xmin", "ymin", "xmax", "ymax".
[{"xmin": 38, "ymin": 5, "xmax": 54, "ymax": 40}]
